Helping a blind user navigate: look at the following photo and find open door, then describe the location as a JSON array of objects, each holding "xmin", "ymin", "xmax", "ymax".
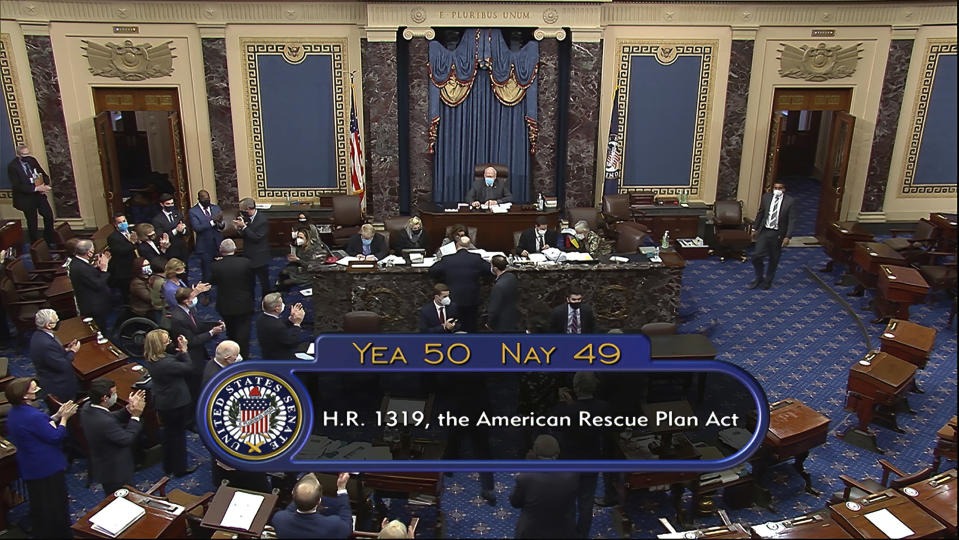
[
  {"xmin": 762, "ymin": 111, "xmax": 787, "ymax": 195},
  {"xmin": 93, "ymin": 111, "xmax": 123, "ymax": 217},
  {"xmin": 815, "ymin": 111, "xmax": 856, "ymax": 238},
  {"xmin": 168, "ymin": 111, "xmax": 193, "ymax": 250}
]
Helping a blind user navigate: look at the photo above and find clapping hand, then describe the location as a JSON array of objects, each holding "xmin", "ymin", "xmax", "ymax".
[
  {"xmin": 336, "ymin": 472, "xmax": 350, "ymax": 491},
  {"xmin": 126, "ymin": 390, "xmax": 146, "ymax": 416},
  {"xmin": 193, "ymin": 282, "xmax": 212, "ymax": 294},
  {"xmin": 159, "ymin": 233, "xmax": 171, "ymax": 249},
  {"xmin": 175, "ymin": 221, "xmax": 186, "ymax": 233},
  {"xmin": 286, "ymin": 253, "xmax": 299, "ymax": 262},
  {"xmin": 53, "ymin": 400, "xmax": 78, "ymax": 423},
  {"xmin": 289, "ymin": 303, "xmax": 306, "ymax": 326},
  {"xmin": 443, "ymin": 318, "xmax": 457, "ymax": 331},
  {"xmin": 65, "ymin": 339, "xmax": 81, "ymax": 353},
  {"xmin": 95, "ymin": 252, "xmax": 111, "ymax": 271},
  {"xmin": 176, "ymin": 335, "xmax": 189, "ymax": 352},
  {"xmin": 211, "ymin": 321, "xmax": 226, "ymax": 335}
]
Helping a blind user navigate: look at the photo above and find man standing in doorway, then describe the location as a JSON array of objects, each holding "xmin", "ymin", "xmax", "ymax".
[{"xmin": 748, "ymin": 181, "xmax": 797, "ymax": 290}]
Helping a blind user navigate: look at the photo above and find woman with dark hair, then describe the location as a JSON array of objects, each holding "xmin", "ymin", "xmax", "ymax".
[
  {"xmin": 436, "ymin": 223, "xmax": 475, "ymax": 256},
  {"xmin": 277, "ymin": 226, "xmax": 331, "ymax": 291},
  {"xmin": 144, "ymin": 329, "xmax": 196, "ymax": 477},
  {"xmin": 129, "ymin": 255, "xmax": 161, "ymax": 323},
  {"xmin": 5, "ymin": 377, "xmax": 78, "ymax": 538}
]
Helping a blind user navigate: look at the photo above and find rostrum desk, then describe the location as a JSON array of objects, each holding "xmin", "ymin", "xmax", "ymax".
[{"xmin": 418, "ymin": 204, "xmax": 560, "ymax": 253}]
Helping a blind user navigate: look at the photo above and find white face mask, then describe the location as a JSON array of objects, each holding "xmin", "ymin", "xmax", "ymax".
[
  {"xmin": 295, "ymin": 238, "xmax": 305, "ymax": 246},
  {"xmin": 438, "ymin": 296, "xmax": 451, "ymax": 306},
  {"xmin": 773, "ymin": 189, "xmax": 784, "ymax": 196},
  {"xmin": 575, "ymin": 233, "xmax": 585, "ymax": 240},
  {"xmin": 142, "ymin": 266, "xmax": 152, "ymax": 275},
  {"xmin": 279, "ymin": 304, "xmax": 286, "ymax": 314},
  {"xmin": 235, "ymin": 354, "xmax": 243, "ymax": 363},
  {"xmin": 105, "ymin": 393, "xmax": 118, "ymax": 408}
]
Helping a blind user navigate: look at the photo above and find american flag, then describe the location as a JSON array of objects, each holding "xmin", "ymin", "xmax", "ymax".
[
  {"xmin": 348, "ymin": 76, "xmax": 365, "ymax": 202},
  {"xmin": 604, "ymin": 87, "xmax": 622, "ymax": 185},
  {"xmin": 239, "ymin": 387, "xmax": 270, "ymax": 435}
]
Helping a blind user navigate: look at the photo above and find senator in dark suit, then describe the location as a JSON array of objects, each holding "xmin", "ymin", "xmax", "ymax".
[
  {"xmin": 428, "ymin": 241, "xmax": 489, "ymax": 332},
  {"xmin": 68, "ymin": 240, "xmax": 113, "ymax": 334},
  {"xmin": 106, "ymin": 214, "xmax": 139, "ymax": 304},
  {"xmin": 6, "ymin": 144, "xmax": 55, "ymax": 245},
  {"xmin": 488, "ymin": 256, "xmax": 520, "ymax": 332},
  {"xmin": 151, "ymin": 194, "xmax": 190, "ymax": 267},
  {"xmin": 81, "ymin": 379, "xmax": 144, "ymax": 494},
  {"xmin": 749, "ymin": 181, "xmax": 798, "ymax": 290},
  {"xmin": 271, "ymin": 473, "xmax": 353, "ymax": 539},
  {"xmin": 235, "ymin": 197, "xmax": 272, "ymax": 296},
  {"xmin": 467, "ymin": 166, "xmax": 513, "ymax": 206},
  {"xmin": 257, "ymin": 293, "xmax": 306, "ymax": 360},
  {"xmin": 203, "ymin": 341, "xmax": 241, "ymax": 388},
  {"xmin": 516, "ymin": 216, "xmax": 559, "ymax": 256},
  {"xmin": 547, "ymin": 289, "xmax": 596, "ymax": 334},
  {"xmin": 188, "ymin": 190, "xmax": 223, "ymax": 283},
  {"xmin": 209, "ymin": 239, "xmax": 255, "ymax": 360},
  {"xmin": 418, "ymin": 283, "xmax": 461, "ymax": 333},
  {"xmin": 29, "ymin": 310, "xmax": 80, "ymax": 404},
  {"xmin": 144, "ymin": 329, "xmax": 194, "ymax": 476},
  {"xmin": 345, "ymin": 224, "xmax": 388, "ymax": 261},
  {"xmin": 510, "ymin": 435, "xmax": 579, "ymax": 539},
  {"xmin": 135, "ymin": 223, "xmax": 168, "ymax": 270},
  {"xmin": 168, "ymin": 287, "xmax": 225, "ymax": 401}
]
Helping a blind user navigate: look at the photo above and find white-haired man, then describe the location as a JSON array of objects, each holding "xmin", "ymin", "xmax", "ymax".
[
  {"xmin": 29, "ymin": 309, "xmax": 81, "ymax": 406},
  {"xmin": 209, "ymin": 239, "xmax": 255, "ymax": 359}
]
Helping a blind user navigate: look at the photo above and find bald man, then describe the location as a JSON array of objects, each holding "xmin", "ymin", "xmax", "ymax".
[
  {"xmin": 271, "ymin": 473, "xmax": 352, "ymax": 538},
  {"xmin": 467, "ymin": 166, "xmax": 513, "ymax": 207}
]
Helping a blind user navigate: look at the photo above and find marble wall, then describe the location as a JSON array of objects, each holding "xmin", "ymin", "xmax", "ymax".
[
  {"xmin": 24, "ymin": 35, "xmax": 79, "ymax": 218},
  {"xmin": 532, "ymin": 38, "xmax": 559, "ymax": 199},
  {"xmin": 202, "ymin": 38, "xmax": 239, "ymax": 207},
  {"xmin": 361, "ymin": 39, "xmax": 400, "ymax": 218},
  {"xmin": 716, "ymin": 40, "xmax": 755, "ymax": 202},
  {"xmin": 861, "ymin": 40, "xmax": 913, "ymax": 213},
  {"xmin": 408, "ymin": 38, "xmax": 433, "ymax": 211},
  {"xmin": 565, "ymin": 41, "xmax": 602, "ymax": 208}
]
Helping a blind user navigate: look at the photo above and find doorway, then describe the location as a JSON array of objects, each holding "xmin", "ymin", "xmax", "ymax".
[
  {"xmin": 92, "ymin": 87, "xmax": 189, "ymax": 224},
  {"xmin": 762, "ymin": 88, "xmax": 855, "ymax": 238}
]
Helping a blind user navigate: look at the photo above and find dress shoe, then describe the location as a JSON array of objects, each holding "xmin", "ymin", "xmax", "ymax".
[
  {"xmin": 594, "ymin": 496, "xmax": 617, "ymax": 507},
  {"xmin": 761, "ymin": 281, "xmax": 772, "ymax": 290},
  {"xmin": 480, "ymin": 489, "xmax": 497, "ymax": 506},
  {"xmin": 174, "ymin": 465, "xmax": 198, "ymax": 478},
  {"xmin": 746, "ymin": 279, "xmax": 762, "ymax": 289}
]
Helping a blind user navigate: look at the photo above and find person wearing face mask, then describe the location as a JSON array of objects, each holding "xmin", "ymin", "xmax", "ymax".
[
  {"xmin": 68, "ymin": 239, "xmax": 113, "ymax": 335},
  {"xmin": 162, "ymin": 258, "xmax": 211, "ymax": 311},
  {"xmin": 436, "ymin": 224, "xmax": 477, "ymax": 256},
  {"xmin": 548, "ymin": 288, "xmax": 596, "ymax": 334},
  {"xmin": 396, "ymin": 216, "xmax": 430, "ymax": 251},
  {"xmin": 278, "ymin": 227, "xmax": 330, "ymax": 291},
  {"xmin": 257, "ymin": 293, "xmax": 307, "ymax": 360},
  {"xmin": 428, "ymin": 236, "xmax": 488, "ymax": 332},
  {"xmin": 233, "ymin": 197, "xmax": 273, "ymax": 296},
  {"xmin": 486, "ymin": 255, "xmax": 520, "ymax": 332},
  {"xmin": 210, "ymin": 239, "xmax": 255, "ymax": 360},
  {"xmin": 6, "ymin": 143, "xmax": 56, "ymax": 246},
  {"xmin": 418, "ymin": 283, "xmax": 460, "ymax": 333},
  {"xmin": 749, "ymin": 181, "xmax": 797, "ymax": 290},
  {"xmin": 5, "ymin": 377, "xmax": 78, "ymax": 538},
  {"xmin": 562, "ymin": 220, "xmax": 610, "ymax": 258},
  {"xmin": 129, "ymin": 256, "xmax": 162, "ymax": 324},
  {"xmin": 144, "ymin": 329, "xmax": 197, "ymax": 477},
  {"xmin": 188, "ymin": 189, "xmax": 223, "ymax": 286},
  {"xmin": 168, "ymin": 287, "xmax": 226, "ymax": 402},
  {"xmin": 135, "ymin": 222, "xmax": 169, "ymax": 270},
  {"xmin": 467, "ymin": 166, "xmax": 513, "ymax": 208},
  {"xmin": 29, "ymin": 309, "xmax": 81, "ymax": 407},
  {"xmin": 106, "ymin": 212, "xmax": 139, "ymax": 305},
  {"xmin": 346, "ymin": 223, "xmax": 388, "ymax": 261},
  {"xmin": 151, "ymin": 193, "xmax": 190, "ymax": 272},
  {"xmin": 80, "ymin": 378, "xmax": 146, "ymax": 495},
  {"xmin": 516, "ymin": 215, "xmax": 559, "ymax": 257}
]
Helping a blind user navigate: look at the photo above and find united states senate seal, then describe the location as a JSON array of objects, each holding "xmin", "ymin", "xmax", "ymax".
[{"xmin": 207, "ymin": 372, "xmax": 302, "ymax": 461}]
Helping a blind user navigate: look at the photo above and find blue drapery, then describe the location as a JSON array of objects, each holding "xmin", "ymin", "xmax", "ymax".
[{"xmin": 429, "ymin": 29, "xmax": 538, "ymax": 203}]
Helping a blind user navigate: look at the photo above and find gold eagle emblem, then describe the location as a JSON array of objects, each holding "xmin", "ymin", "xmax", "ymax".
[
  {"xmin": 778, "ymin": 42, "xmax": 862, "ymax": 82},
  {"xmin": 81, "ymin": 40, "xmax": 176, "ymax": 81}
]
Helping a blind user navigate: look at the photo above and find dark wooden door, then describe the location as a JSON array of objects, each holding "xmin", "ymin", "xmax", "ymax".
[
  {"xmin": 93, "ymin": 111, "xmax": 123, "ymax": 217},
  {"xmin": 762, "ymin": 111, "xmax": 787, "ymax": 194},
  {"xmin": 816, "ymin": 111, "xmax": 856, "ymax": 238}
]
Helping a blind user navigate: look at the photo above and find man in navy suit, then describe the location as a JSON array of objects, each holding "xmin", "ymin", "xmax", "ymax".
[
  {"xmin": 271, "ymin": 472, "xmax": 353, "ymax": 539},
  {"xmin": 510, "ymin": 435, "xmax": 579, "ymax": 539},
  {"xmin": 152, "ymin": 194, "xmax": 190, "ymax": 272},
  {"xmin": 467, "ymin": 166, "xmax": 513, "ymax": 207},
  {"xmin": 168, "ymin": 287, "xmax": 226, "ymax": 401},
  {"xmin": 29, "ymin": 309, "xmax": 80, "ymax": 406},
  {"xmin": 6, "ymin": 144, "xmax": 55, "ymax": 246},
  {"xmin": 749, "ymin": 181, "xmax": 798, "ymax": 290},
  {"xmin": 233, "ymin": 197, "xmax": 273, "ymax": 296},
  {"xmin": 428, "ymin": 237, "xmax": 489, "ymax": 332},
  {"xmin": 487, "ymin": 255, "xmax": 520, "ymax": 332},
  {"xmin": 188, "ymin": 190, "xmax": 223, "ymax": 285},
  {"xmin": 418, "ymin": 283, "xmax": 460, "ymax": 333},
  {"xmin": 69, "ymin": 240, "xmax": 113, "ymax": 335},
  {"xmin": 516, "ymin": 216, "xmax": 559, "ymax": 257},
  {"xmin": 345, "ymin": 224, "xmax": 388, "ymax": 261},
  {"xmin": 106, "ymin": 212, "xmax": 139, "ymax": 305},
  {"xmin": 256, "ymin": 293, "xmax": 307, "ymax": 360},
  {"xmin": 81, "ymin": 378, "xmax": 146, "ymax": 495}
]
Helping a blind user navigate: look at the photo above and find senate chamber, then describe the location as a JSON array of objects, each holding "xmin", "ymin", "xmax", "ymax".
[{"xmin": 0, "ymin": 1, "xmax": 956, "ymax": 538}]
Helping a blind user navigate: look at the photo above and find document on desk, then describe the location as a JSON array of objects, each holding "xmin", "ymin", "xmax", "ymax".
[
  {"xmin": 491, "ymin": 205, "xmax": 509, "ymax": 214},
  {"xmin": 335, "ymin": 256, "xmax": 358, "ymax": 266},
  {"xmin": 864, "ymin": 509, "xmax": 913, "ymax": 539},
  {"xmin": 412, "ymin": 257, "xmax": 436, "ymax": 268},
  {"xmin": 381, "ymin": 255, "xmax": 407, "ymax": 265},
  {"xmin": 298, "ymin": 287, "xmax": 313, "ymax": 296},
  {"xmin": 89, "ymin": 496, "xmax": 146, "ymax": 538},
  {"xmin": 438, "ymin": 242, "xmax": 457, "ymax": 257},
  {"xmin": 564, "ymin": 252, "xmax": 593, "ymax": 262},
  {"xmin": 220, "ymin": 490, "xmax": 264, "ymax": 531},
  {"xmin": 527, "ymin": 253, "xmax": 547, "ymax": 263}
]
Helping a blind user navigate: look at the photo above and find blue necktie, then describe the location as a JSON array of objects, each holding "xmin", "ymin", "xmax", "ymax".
[{"xmin": 21, "ymin": 160, "xmax": 31, "ymax": 176}]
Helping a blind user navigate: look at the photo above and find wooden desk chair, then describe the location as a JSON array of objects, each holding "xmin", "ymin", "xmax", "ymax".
[
  {"xmin": 138, "ymin": 476, "xmax": 215, "ymax": 536},
  {"xmin": 332, "ymin": 195, "xmax": 366, "ymax": 248},
  {"xmin": 566, "ymin": 207, "xmax": 600, "ymax": 233},
  {"xmin": 5, "ymin": 256, "xmax": 61, "ymax": 287},
  {"xmin": 710, "ymin": 200, "xmax": 752, "ymax": 262},
  {"xmin": 90, "ymin": 224, "xmax": 114, "ymax": 253},
  {"xmin": 933, "ymin": 416, "xmax": 957, "ymax": 471},
  {"xmin": 0, "ymin": 275, "xmax": 49, "ymax": 338},
  {"xmin": 831, "ymin": 459, "xmax": 935, "ymax": 504},
  {"xmin": 913, "ymin": 249, "xmax": 957, "ymax": 303},
  {"xmin": 884, "ymin": 218, "xmax": 939, "ymax": 264},
  {"xmin": 352, "ymin": 517, "xmax": 420, "ymax": 538},
  {"xmin": 30, "ymin": 239, "xmax": 67, "ymax": 271},
  {"xmin": 384, "ymin": 216, "xmax": 411, "ymax": 253},
  {"xmin": 641, "ymin": 322, "xmax": 678, "ymax": 336}
]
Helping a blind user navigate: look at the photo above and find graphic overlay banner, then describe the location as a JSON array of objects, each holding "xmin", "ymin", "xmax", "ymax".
[{"xmin": 199, "ymin": 335, "xmax": 769, "ymax": 472}]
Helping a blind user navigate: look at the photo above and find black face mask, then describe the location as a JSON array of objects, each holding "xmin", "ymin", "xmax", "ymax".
[
  {"xmin": 163, "ymin": 204, "xmax": 175, "ymax": 211},
  {"xmin": 199, "ymin": 199, "xmax": 211, "ymax": 207},
  {"xmin": 568, "ymin": 302, "xmax": 581, "ymax": 310}
]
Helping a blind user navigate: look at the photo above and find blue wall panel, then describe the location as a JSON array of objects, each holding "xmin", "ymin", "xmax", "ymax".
[
  {"xmin": 914, "ymin": 54, "xmax": 957, "ymax": 185},
  {"xmin": 257, "ymin": 54, "xmax": 337, "ymax": 189},
  {"xmin": 622, "ymin": 56, "xmax": 701, "ymax": 187},
  {"xmin": 0, "ymin": 96, "xmax": 14, "ymax": 191}
]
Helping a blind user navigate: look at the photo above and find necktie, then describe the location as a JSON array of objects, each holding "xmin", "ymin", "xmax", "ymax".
[
  {"xmin": 570, "ymin": 309, "xmax": 580, "ymax": 334},
  {"xmin": 439, "ymin": 306, "xmax": 446, "ymax": 324},
  {"xmin": 21, "ymin": 160, "xmax": 31, "ymax": 176},
  {"xmin": 188, "ymin": 309, "xmax": 197, "ymax": 328},
  {"xmin": 168, "ymin": 212, "xmax": 175, "ymax": 224},
  {"xmin": 536, "ymin": 233, "xmax": 543, "ymax": 251},
  {"xmin": 203, "ymin": 206, "xmax": 210, "ymax": 218},
  {"xmin": 767, "ymin": 195, "xmax": 782, "ymax": 229}
]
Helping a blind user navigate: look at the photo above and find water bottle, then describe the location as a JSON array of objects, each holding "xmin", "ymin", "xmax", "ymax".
[
  {"xmin": 537, "ymin": 193, "xmax": 545, "ymax": 212},
  {"xmin": 661, "ymin": 230, "xmax": 670, "ymax": 249}
]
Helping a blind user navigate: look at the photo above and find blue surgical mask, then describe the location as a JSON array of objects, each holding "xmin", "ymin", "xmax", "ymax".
[
  {"xmin": 485, "ymin": 177, "xmax": 495, "ymax": 187},
  {"xmin": 362, "ymin": 237, "xmax": 372, "ymax": 246},
  {"xmin": 117, "ymin": 222, "xmax": 129, "ymax": 232}
]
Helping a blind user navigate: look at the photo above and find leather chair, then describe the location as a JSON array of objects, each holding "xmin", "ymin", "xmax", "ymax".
[
  {"xmin": 377, "ymin": 231, "xmax": 390, "ymax": 253},
  {"xmin": 5, "ymin": 256, "xmax": 60, "ymax": 288},
  {"xmin": 444, "ymin": 225, "xmax": 479, "ymax": 247},
  {"xmin": 53, "ymin": 222, "xmax": 80, "ymax": 246},
  {"xmin": 566, "ymin": 207, "xmax": 601, "ymax": 232},
  {"xmin": 384, "ymin": 216, "xmax": 411, "ymax": 253},
  {"xmin": 884, "ymin": 218, "xmax": 938, "ymax": 263},
  {"xmin": 343, "ymin": 311, "xmax": 382, "ymax": 333},
  {"xmin": 710, "ymin": 200, "xmax": 752, "ymax": 262},
  {"xmin": 90, "ymin": 223, "xmax": 114, "ymax": 253},
  {"xmin": 474, "ymin": 163, "xmax": 509, "ymax": 183},
  {"xmin": 830, "ymin": 459, "xmax": 935, "ymax": 505},
  {"xmin": 602, "ymin": 194, "xmax": 632, "ymax": 226},
  {"xmin": 640, "ymin": 322, "xmax": 677, "ymax": 336},
  {"xmin": 331, "ymin": 195, "xmax": 365, "ymax": 248},
  {"xmin": 30, "ymin": 239, "xmax": 68, "ymax": 271},
  {"xmin": 0, "ymin": 275, "xmax": 49, "ymax": 338},
  {"xmin": 615, "ymin": 224, "xmax": 652, "ymax": 254},
  {"xmin": 915, "ymin": 250, "xmax": 957, "ymax": 303}
]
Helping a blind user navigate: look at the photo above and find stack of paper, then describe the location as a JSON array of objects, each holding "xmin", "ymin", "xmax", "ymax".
[
  {"xmin": 564, "ymin": 252, "xmax": 593, "ymax": 262},
  {"xmin": 438, "ymin": 243, "xmax": 457, "ymax": 257},
  {"xmin": 89, "ymin": 496, "xmax": 146, "ymax": 537},
  {"xmin": 335, "ymin": 256, "xmax": 358, "ymax": 266},
  {"xmin": 220, "ymin": 491, "xmax": 264, "ymax": 531},
  {"xmin": 380, "ymin": 255, "xmax": 407, "ymax": 265},
  {"xmin": 412, "ymin": 257, "xmax": 437, "ymax": 268},
  {"xmin": 527, "ymin": 253, "xmax": 548, "ymax": 263},
  {"xmin": 468, "ymin": 249, "xmax": 506, "ymax": 261}
]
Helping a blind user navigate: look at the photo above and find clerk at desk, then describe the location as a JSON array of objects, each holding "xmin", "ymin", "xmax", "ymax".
[{"xmin": 467, "ymin": 166, "xmax": 513, "ymax": 208}]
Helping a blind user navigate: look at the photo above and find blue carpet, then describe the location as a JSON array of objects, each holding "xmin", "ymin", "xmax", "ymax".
[{"xmin": 2, "ymin": 179, "xmax": 955, "ymax": 537}]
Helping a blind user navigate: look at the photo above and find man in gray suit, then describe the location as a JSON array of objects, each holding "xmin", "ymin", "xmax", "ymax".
[
  {"xmin": 749, "ymin": 181, "xmax": 798, "ymax": 290},
  {"xmin": 467, "ymin": 166, "xmax": 513, "ymax": 207}
]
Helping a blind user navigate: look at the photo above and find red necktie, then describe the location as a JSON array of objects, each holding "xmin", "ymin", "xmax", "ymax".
[{"xmin": 439, "ymin": 307, "xmax": 446, "ymax": 324}]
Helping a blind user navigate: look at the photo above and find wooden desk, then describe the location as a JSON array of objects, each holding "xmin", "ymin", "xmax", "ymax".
[
  {"xmin": 822, "ymin": 222, "xmax": 874, "ymax": 273},
  {"xmin": 756, "ymin": 399, "xmax": 829, "ymax": 495},
  {"xmin": 45, "ymin": 274, "xmax": 77, "ymax": 319},
  {"xmin": 53, "ymin": 317, "xmax": 100, "ymax": 344},
  {"xmin": 262, "ymin": 205, "xmax": 334, "ymax": 249},
  {"xmin": 0, "ymin": 436, "xmax": 21, "ymax": 531},
  {"xmin": 619, "ymin": 432, "xmax": 700, "ymax": 527},
  {"xmin": 879, "ymin": 319, "xmax": 935, "ymax": 370},
  {"xmin": 933, "ymin": 417, "xmax": 957, "ymax": 471},
  {"xmin": 900, "ymin": 470, "xmax": 957, "ymax": 533},
  {"xmin": 418, "ymin": 204, "xmax": 559, "ymax": 253},
  {"xmin": 875, "ymin": 265, "xmax": 930, "ymax": 322},
  {"xmin": 73, "ymin": 340, "xmax": 129, "ymax": 383},
  {"xmin": 658, "ymin": 523, "xmax": 750, "ymax": 539},
  {"xmin": 200, "ymin": 485, "xmax": 278, "ymax": 538},
  {"xmin": 631, "ymin": 203, "xmax": 708, "ymax": 240},
  {"xmin": 649, "ymin": 334, "xmax": 717, "ymax": 359},
  {"xmin": 0, "ymin": 221, "xmax": 22, "ymax": 254},
  {"xmin": 851, "ymin": 242, "xmax": 906, "ymax": 294},
  {"xmin": 843, "ymin": 351, "xmax": 916, "ymax": 452},
  {"xmin": 71, "ymin": 491, "xmax": 188, "ymax": 539},
  {"xmin": 751, "ymin": 510, "xmax": 853, "ymax": 539},
  {"xmin": 829, "ymin": 489, "xmax": 946, "ymax": 538},
  {"xmin": 928, "ymin": 212, "xmax": 957, "ymax": 252},
  {"xmin": 102, "ymin": 363, "xmax": 160, "ymax": 447}
]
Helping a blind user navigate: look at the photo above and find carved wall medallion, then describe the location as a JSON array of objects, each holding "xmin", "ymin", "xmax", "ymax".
[
  {"xmin": 281, "ymin": 43, "xmax": 307, "ymax": 64},
  {"xmin": 81, "ymin": 39, "xmax": 175, "ymax": 80},
  {"xmin": 542, "ymin": 8, "xmax": 558, "ymax": 25},
  {"xmin": 778, "ymin": 42, "xmax": 862, "ymax": 81},
  {"xmin": 410, "ymin": 7, "xmax": 427, "ymax": 24}
]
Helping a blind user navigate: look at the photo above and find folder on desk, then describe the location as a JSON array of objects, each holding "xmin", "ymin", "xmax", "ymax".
[{"xmin": 89, "ymin": 496, "xmax": 145, "ymax": 537}]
